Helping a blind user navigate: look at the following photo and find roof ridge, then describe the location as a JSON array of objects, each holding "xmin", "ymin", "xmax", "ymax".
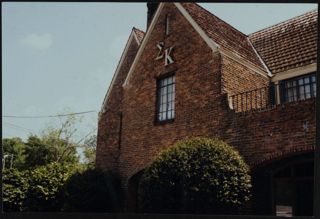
[
  {"xmin": 193, "ymin": 2, "xmax": 248, "ymax": 37},
  {"xmin": 132, "ymin": 26, "xmax": 145, "ymax": 34},
  {"xmin": 249, "ymin": 9, "xmax": 318, "ymax": 36}
]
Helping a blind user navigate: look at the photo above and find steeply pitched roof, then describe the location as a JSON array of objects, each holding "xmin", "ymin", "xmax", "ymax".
[
  {"xmin": 249, "ymin": 10, "xmax": 318, "ymax": 74},
  {"xmin": 182, "ymin": 3, "xmax": 266, "ymax": 71},
  {"xmin": 133, "ymin": 27, "xmax": 145, "ymax": 43}
]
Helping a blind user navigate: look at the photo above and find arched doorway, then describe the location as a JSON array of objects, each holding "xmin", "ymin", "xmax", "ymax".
[
  {"xmin": 272, "ymin": 159, "xmax": 313, "ymax": 216},
  {"xmin": 126, "ymin": 170, "xmax": 144, "ymax": 212},
  {"xmin": 252, "ymin": 152, "xmax": 314, "ymax": 216}
]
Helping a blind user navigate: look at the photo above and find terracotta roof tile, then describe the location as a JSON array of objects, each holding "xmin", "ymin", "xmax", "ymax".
[
  {"xmin": 181, "ymin": 3, "xmax": 266, "ymax": 71},
  {"xmin": 249, "ymin": 10, "xmax": 318, "ymax": 74},
  {"xmin": 133, "ymin": 27, "xmax": 145, "ymax": 43}
]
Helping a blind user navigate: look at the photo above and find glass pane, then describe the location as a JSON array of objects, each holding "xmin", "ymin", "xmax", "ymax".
[
  {"xmin": 161, "ymin": 112, "xmax": 166, "ymax": 121},
  {"xmin": 292, "ymin": 81, "xmax": 297, "ymax": 86},
  {"xmin": 304, "ymin": 77, "xmax": 310, "ymax": 84},
  {"xmin": 159, "ymin": 87, "xmax": 164, "ymax": 97},
  {"xmin": 159, "ymin": 112, "xmax": 162, "ymax": 121},
  {"xmin": 168, "ymin": 93, "xmax": 172, "ymax": 102},
  {"xmin": 168, "ymin": 101, "xmax": 172, "ymax": 111},
  {"xmin": 286, "ymin": 82, "xmax": 291, "ymax": 88},
  {"xmin": 305, "ymin": 84, "xmax": 311, "ymax": 98},
  {"xmin": 162, "ymin": 87, "xmax": 167, "ymax": 95},
  {"xmin": 160, "ymin": 104, "xmax": 165, "ymax": 113},
  {"xmin": 163, "ymin": 78, "xmax": 168, "ymax": 86},
  {"xmin": 162, "ymin": 94, "xmax": 167, "ymax": 103},
  {"xmin": 299, "ymin": 86, "xmax": 305, "ymax": 100}
]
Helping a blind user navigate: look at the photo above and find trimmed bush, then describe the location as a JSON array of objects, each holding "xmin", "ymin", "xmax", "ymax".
[
  {"xmin": 140, "ymin": 137, "xmax": 251, "ymax": 214},
  {"xmin": 61, "ymin": 168, "xmax": 123, "ymax": 212}
]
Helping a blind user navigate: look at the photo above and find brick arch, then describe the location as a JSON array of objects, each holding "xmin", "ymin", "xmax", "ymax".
[
  {"xmin": 250, "ymin": 145, "xmax": 314, "ymax": 171},
  {"xmin": 126, "ymin": 169, "xmax": 145, "ymax": 212}
]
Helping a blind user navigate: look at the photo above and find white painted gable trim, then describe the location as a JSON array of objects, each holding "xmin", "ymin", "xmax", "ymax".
[
  {"xmin": 247, "ymin": 38, "xmax": 273, "ymax": 77},
  {"xmin": 219, "ymin": 48, "xmax": 269, "ymax": 78},
  {"xmin": 123, "ymin": 3, "xmax": 165, "ymax": 87},
  {"xmin": 174, "ymin": 3, "xmax": 219, "ymax": 52},
  {"xmin": 132, "ymin": 30, "xmax": 142, "ymax": 45},
  {"xmin": 99, "ymin": 30, "xmax": 140, "ymax": 118},
  {"xmin": 123, "ymin": 2, "xmax": 221, "ymax": 87},
  {"xmin": 271, "ymin": 63, "xmax": 317, "ymax": 82}
]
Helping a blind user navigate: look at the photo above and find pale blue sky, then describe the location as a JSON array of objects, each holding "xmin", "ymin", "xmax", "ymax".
[{"xmin": 2, "ymin": 2, "xmax": 318, "ymax": 141}]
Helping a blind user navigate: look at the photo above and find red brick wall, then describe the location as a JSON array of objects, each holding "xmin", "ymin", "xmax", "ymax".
[
  {"xmin": 96, "ymin": 3, "xmax": 316, "ymax": 192},
  {"xmin": 119, "ymin": 3, "xmax": 223, "ymax": 182},
  {"xmin": 221, "ymin": 56, "xmax": 270, "ymax": 112},
  {"xmin": 96, "ymin": 34, "xmax": 140, "ymax": 171},
  {"xmin": 220, "ymin": 98, "xmax": 316, "ymax": 167},
  {"xmin": 221, "ymin": 55, "xmax": 269, "ymax": 95}
]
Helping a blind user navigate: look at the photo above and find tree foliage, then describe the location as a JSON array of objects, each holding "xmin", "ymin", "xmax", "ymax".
[
  {"xmin": 140, "ymin": 137, "xmax": 252, "ymax": 214},
  {"xmin": 2, "ymin": 137, "xmax": 26, "ymax": 170},
  {"xmin": 2, "ymin": 113, "xmax": 100, "ymax": 212},
  {"xmin": 3, "ymin": 168, "xmax": 29, "ymax": 211},
  {"xmin": 82, "ymin": 134, "xmax": 97, "ymax": 168},
  {"xmin": 61, "ymin": 168, "xmax": 123, "ymax": 212},
  {"xmin": 3, "ymin": 163, "xmax": 78, "ymax": 212},
  {"xmin": 24, "ymin": 162, "xmax": 77, "ymax": 211}
]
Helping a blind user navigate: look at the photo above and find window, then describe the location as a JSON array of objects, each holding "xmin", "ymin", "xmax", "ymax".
[
  {"xmin": 281, "ymin": 73, "xmax": 316, "ymax": 103},
  {"xmin": 156, "ymin": 75, "xmax": 175, "ymax": 122}
]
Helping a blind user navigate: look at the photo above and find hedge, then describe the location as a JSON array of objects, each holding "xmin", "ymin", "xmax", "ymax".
[{"xmin": 140, "ymin": 137, "xmax": 251, "ymax": 214}]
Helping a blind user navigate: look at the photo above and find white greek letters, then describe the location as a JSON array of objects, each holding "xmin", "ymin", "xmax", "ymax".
[{"xmin": 155, "ymin": 42, "xmax": 174, "ymax": 66}]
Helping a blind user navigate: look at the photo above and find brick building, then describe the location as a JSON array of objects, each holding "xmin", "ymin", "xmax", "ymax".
[{"xmin": 96, "ymin": 3, "xmax": 317, "ymax": 216}]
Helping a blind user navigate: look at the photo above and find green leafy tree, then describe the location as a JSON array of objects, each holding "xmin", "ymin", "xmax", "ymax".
[
  {"xmin": 24, "ymin": 162, "xmax": 78, "ymax": 211},
  {"xmin": 82, "ymin": 134, "xmax": 97, "ymax": 168},
  {"xmin": 23, "ymin": 135, "xmax": 57, "ymax": 169},
  {"xmin": 2, "ymin": 138, "xmax": 26, "ymax": 170},
  {"xmin": 140, "ymin": 137, "xmax": 252, "ymax": 214},
  {"xmin": 61, "ymin": 168, "xmax": 123, "ymax": 212},
  {"xmin": 3, "ymin": 168, "xmax": 29, "ymax": 212}
]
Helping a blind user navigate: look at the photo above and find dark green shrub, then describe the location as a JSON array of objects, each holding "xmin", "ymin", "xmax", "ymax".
[
  {"xmin": 61, "ymin": 168, "xmax": 123, "ymax": 212},
  {"xmin": 140, "ymin": 137, "xmax": 251, "ymax": 214},
  {"xmin": 3, "ymin": 168, "xmax": 29, "ymax": 212},
  {"xmin": 24, "ymin": 162, "xmax": 76, "ymax": 211}
]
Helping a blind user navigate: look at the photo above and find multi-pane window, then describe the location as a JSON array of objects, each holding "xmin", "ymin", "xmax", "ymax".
[
  {"xmin": 157, "ymin": 75, "xmax": 175, "ymax": 122},
  {"xmin": 281, "ymin": 73, "xmax": 316, "ymax": 103}
]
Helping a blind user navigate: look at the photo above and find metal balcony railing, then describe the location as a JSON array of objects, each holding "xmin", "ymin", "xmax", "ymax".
[{"xmin": 229, "ymin": 82, "xmax": 316, "ymax": 113}]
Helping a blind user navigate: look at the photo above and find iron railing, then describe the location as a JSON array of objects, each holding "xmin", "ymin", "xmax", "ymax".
[{"xmin": 229, "ymin": 82, "xmax": 316, "ymax": 113}]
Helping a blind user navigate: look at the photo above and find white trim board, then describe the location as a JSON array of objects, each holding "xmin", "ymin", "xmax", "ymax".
[
  {"xmin": 271, "ymin": 63, "xmax": 317, "ymax": 82},
  {"xmin": 122, "ymin": 3, "xmax": 270, "ymax": 87},
  {"xmin": 219, "ymin": 48, "xmax": 269, "ymax": 78},
  {"xmin": 174, "ymin": 3, "xmax": 219, "ymax": 52},
  {"xmin": 247, "ymin": 38, "xmax": 273, "ymax": 77},
  {"xmin": 99, "ymin": 29, "xmax": 141, "ymax": 118},
  {"xmin": 123, "ymin": 2, "xmax": 220, "ymax": 87},
  {"xmin": 123, "ymin": 3, "xmax": 165, "ymax": 87}
]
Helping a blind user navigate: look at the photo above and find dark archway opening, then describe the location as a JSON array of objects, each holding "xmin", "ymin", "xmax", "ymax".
[
  {"xmin": 126, "ymin": 170, "xmax": 144, "ymax": 213},
  {"xmin": 252, "ymin": 152, "xmax": 314, "ymax": 216}
]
